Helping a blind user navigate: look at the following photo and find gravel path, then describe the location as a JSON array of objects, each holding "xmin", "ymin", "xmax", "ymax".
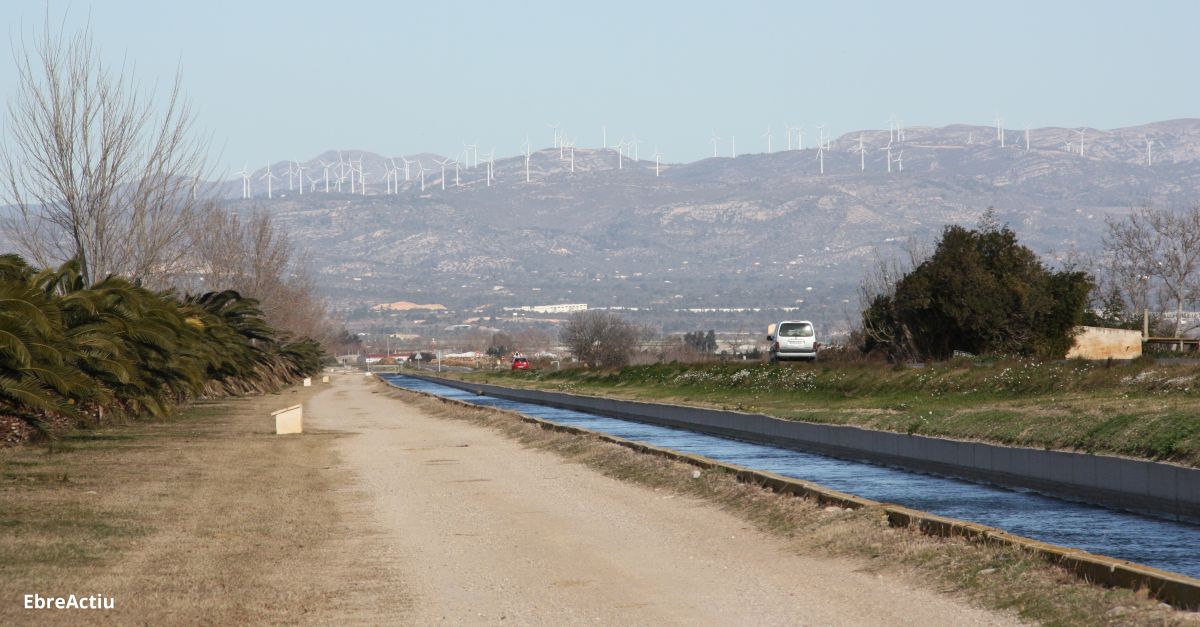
[{"xmin": 309, "ymin": 374, "xmax": 1021, "ymax": 626}]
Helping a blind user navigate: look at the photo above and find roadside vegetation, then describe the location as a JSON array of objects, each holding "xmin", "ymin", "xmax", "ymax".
[
  {"xmin": 0, "ymin": 254, "xmax": 323, "ymax": 444},
  {"xmin": 452, "ymin": 357, "xmax": 1200, "ymax": 468}
]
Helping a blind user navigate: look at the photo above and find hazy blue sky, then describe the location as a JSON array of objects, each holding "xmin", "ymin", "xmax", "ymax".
[{"xmin": 3, "ymin": 1, "xmax": 1197, "ymax": 173}]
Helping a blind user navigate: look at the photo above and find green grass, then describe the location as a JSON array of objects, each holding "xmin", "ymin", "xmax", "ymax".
[{"xmin": 448, "ymin": 358, "xmax": 1200, "ymax": 467}]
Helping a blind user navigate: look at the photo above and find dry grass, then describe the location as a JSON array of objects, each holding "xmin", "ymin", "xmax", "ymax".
[
  {"xmin": 0, "ymin": 385, "xmax": 407, "ymax": 625},
  {"xmin": 381, "ymin": 384, "xmax": 1200, "ymax": 626}
]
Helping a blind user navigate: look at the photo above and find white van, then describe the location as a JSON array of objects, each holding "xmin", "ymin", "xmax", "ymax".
[{"xmin": 766, "ymin": 320, "xmax": 818, "ymax": 363}]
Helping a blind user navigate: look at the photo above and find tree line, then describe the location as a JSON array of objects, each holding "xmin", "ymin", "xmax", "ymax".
[{"xmin": 0, "ymin": 254, "xmax": 322, "ymax": 438}]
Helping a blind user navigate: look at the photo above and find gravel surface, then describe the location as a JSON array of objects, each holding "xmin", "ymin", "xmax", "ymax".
[{"xmin": 309, "ymin": 374, "xmax": 1022, "ymax": 626}]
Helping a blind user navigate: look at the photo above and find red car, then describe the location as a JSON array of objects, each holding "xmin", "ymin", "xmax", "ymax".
[{"xmin": 511, "ymin": 356, "xmax": 530, "ymax": 370}]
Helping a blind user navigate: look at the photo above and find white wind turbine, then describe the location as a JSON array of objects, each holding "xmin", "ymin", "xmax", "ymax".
[
  {"xmin": 434, "ymin": 158, "xmax": 449, "ymax": 190},
  {"xmin": 483, "ymin": 149, "xmax": 495, "ymax": 185},
  {"xmin": 887, "ymin": 114, "xmax": 897, "ymax": 143},
  {"xmin": 881, "ymin": 142, "xmax": 893, "ymax": 173},
  {"xmin": 763, "ymin": 125, "xmax": 773, "ymax": 154},
  {"xmin": 896, "ymin": 150, "xmax": 904, "ymax": 173},
  {"xmin": 1076, "ymin": 128, "xmax": 1086, "ymax": 156},
  {"xmin": 385, "ymin": 159, "xmax": 397, "ymax": 194},
  {"xmin": 816, "ymin": 144, "xmax": 825, "ymax": 174},
  {"xmin": 358, "ymin": 166, "xmax": 368, "ymax": 195},
  {"xmin": 784, "ymin": 124, "xmax": 795, "ymax": 150},
  {"xmin": 453, "ymin": 157, "xmax": 461, "ymax": 187},
  {"xmin": 565, "ymin": 138, "xmax": 575, "ymax": 172},
  {"xmin": 709, "ymin": 130, "xmax": 721, "ymax": 157},
  {"xmin": 284, "ymin": 162, "xmax": 296, "ymax": 191},
  {"xmin": 652, "ymin": 146, "xmax": 662, "ymax": 176},
  {"xmin": 296, "ymin": 163, "xmax": 305, "ymax": 195},
  {"xmin": 416, "ymin": 160, "xmax": 427, "ymax": 191},
  {"xmin": 547, "ymin": 122, "xmax": 561, "ymax": 148},
  {"xmin": 857, "ymin": 134, "xmax": 866, "ymax": 171},
  {"xmin": 816, "ymin": 125, "xmax": 826, "ymax": 152},
  {"xmin": 260, "ymin": 162, "xmax": 278, "ymax": 199},
  {"xmin": 601, "ymin": 124, "xmax": 607, "ymax": 149},
  {"xmin": 796, "ymin": 126, "xmax": 804, "ymax": 151},
  {"xmin": 521, "ymin": 135, "xmax": 532, "ymax": 182},
  {"xmin": 995, "ymin": 114, "xmax": 1005, "ymax": 147},
  {"xmin": 236, "ymin": 164, "xmax": 250, "ymax": 199},
  {"xmin": 320, "ymin": 160, "xmax": 332, "ymax": 192},
  {"xmin": 629, "ymin": 133, "xmax": 642, "ymax": 161},
  {"xmin": 1025, "ymin": 126, "xmax": 1031, "ymax": 152},
  {"xmin": 730, "ymin": 135, "xmax": 736, "ymax": 158},
  {"xmin": 1146, "ymin": 137, "xmax": 1156, "ymax": 166},
  {"xmin": 614, "ymin": 137, "xmax": 626, "ymax": 169},
  {"xmin": 401, "ymin": 156, "xmax": 413, "ymax": 181}
]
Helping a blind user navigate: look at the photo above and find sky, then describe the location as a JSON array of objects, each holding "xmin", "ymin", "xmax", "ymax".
[{"xmin": 2, "ymin": 1, "xmax": 1198, "ymax": 174}]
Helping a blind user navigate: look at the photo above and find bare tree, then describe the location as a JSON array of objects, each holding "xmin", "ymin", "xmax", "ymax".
[
  {"xmin": 0, "ymin": 17, "xmax": 211, "ymax": 286},
  {"xmin": 560, "ymin": 310, "xmax": 639, "ymax": 368},
  {"xmin": 1104, "ymin": 205, "xmax": 1200, "ymax": 338},
  {"xmin": 193, "ymin": 206, "xmax": 332, "ymax": 345}
]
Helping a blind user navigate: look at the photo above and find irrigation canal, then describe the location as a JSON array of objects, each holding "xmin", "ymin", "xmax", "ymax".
[{"xmin": 379, "ymin": 374, "xmax": 1200, "ymax": 579}]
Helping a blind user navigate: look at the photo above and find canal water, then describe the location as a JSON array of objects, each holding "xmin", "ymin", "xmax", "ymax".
[{"xmin": 380, "ymin": 374, "xmax": 1200, "ymax": 578}]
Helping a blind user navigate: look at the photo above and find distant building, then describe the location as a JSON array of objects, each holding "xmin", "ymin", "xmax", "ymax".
[{"xmin": 504, "ymin": 303, "xmax": 588, "ymax": 314}]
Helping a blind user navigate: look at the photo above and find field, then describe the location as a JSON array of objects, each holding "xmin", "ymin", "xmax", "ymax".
[{"xmin": 450, "ymin": 356, "xmax": 1200, "ymax": 468}]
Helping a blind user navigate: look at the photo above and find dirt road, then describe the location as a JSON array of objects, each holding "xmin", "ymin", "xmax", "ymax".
[{"xmin": 308, "ymin": 374, "xmax": 1019, "ymax": 625}]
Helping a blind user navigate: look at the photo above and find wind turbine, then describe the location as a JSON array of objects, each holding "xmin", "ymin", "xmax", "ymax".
[
  {"xmin": 521, "ymin": 135, "xmax": 531, "ymax": 182},
  {"xmin": 358, "ymin": 166, "xmax": 368, "ymax": 195},
  {"xmin": 320, "ymin": 160, "xmax": 332, "ymax": 192},
  {"xmin": 434, "ymin": 158, "xmax": 449, "ymax": 190},
  {"xmin": 453, "ymin": 158, "xmax": 461, "ymax": 187},
  {"xmin": 881, "ymin": 143, "xmax": 893, "ymax": 173},
  {"xmin": 482, "ymin": 149, "xmax": 495, "ymax": 185},
  {"xmin": 285, "ymin": 162, "xmax": 296, "ymax": 190},
  {"xmin": 784, "ymin": 124, "xmax": 795, "ymax": 150},
  {"xmin": 260, "ymin": 162, "xmax": 278, "ymax": 199},
  {"xmin": 566, "ymin": 139, "xmax": 575, "ymax": 173},
  {"xmin": 401, "ymin": 156, "xmax": 413, "ymax": 181},
  {"xmin": 763, "ymin": 125, "xmax": 773, "ymax": 154},
  {"xmin": 629, "ymin": 133, "xmax": 642, "ymax": 161},
  {"xmin": 547, "ymin": 122, "xmax": 561, "ymax": 148},
  {"xmin": 613, "ymin": 137, "xmax": 626, "ymax": 169},
  {"xmin": 857, "ymin": 134, "xmax": 866, "ymax": 171},
  {"xmin": 601, "ymin": 125, "xmax": 607, "ymax": 149},
  {"xmin": 816, "ymin": 125, "xmax": 826, "ymax": 152},
  {"xmin": 887, "ymin": 114, "xmax": 897, "ymax": 143},
  {"xmin": 709, "ymin": 130, "xmax": 721, "ymax": 157},
  {"xmin": 1076, "ymin": 128, "xmax": 1086, "ymax": 156},
  {"xmin": 896, "ymin": 150, "xmax": 904, "ymax": 173},
  {"xmin": 1146, "ymin": 137, "xmax": 1156, "ymax": 166},
  {"xmin": 995, "ymin": 114, "xmax": 1005, "ymax": 147},
  {"xmin": 796, "ymin": 126, "xmax": 804, "ymax": 151},
  {"xmin": 652, "ymin": 146, "xmax": 661, "ymax": 176},
  {"xmin": 730, "ymin": 135, "xmax": 736, "ymax": 158},
  {"xmin": 1025, "ymin": 126, "xmax": 1031, "ymax": 152},
  {"xmin": 816, "ymin": 144, "xmax": 825, "ymax": 174},
  {"xmin": 236, "ymin": 164, "xmax": 250, "ymax": 199},
  {"xmin": 417, "ymin": 160, "xmax": 427, "ymax": 191}
]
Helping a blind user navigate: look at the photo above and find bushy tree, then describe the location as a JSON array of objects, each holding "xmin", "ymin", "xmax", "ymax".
[
  {"xmin": 560, "ymin": 311, "xmax": 639, "ymax": 368},
  {"xmin": 862, "ymin": 222, "xmax": 1092, "ymax": 360},
  {"xmin": 683, "ymin": 330, "xmax": 717, "ymax": 353}
]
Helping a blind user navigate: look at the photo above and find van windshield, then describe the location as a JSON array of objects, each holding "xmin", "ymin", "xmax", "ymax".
[{"xmin": 778, "ymin": 322, "xmax": 814, "ymax": 338}]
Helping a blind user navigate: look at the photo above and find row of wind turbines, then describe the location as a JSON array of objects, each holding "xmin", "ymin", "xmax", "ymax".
[{"xmin": 232, "ymin": 116, "xmax": 1165, "ymax": 199}]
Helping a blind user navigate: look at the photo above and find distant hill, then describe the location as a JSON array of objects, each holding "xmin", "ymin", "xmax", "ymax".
[{"xmin": 215, "ymin": 120, "xmax": 1200, "ymax": 330}]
